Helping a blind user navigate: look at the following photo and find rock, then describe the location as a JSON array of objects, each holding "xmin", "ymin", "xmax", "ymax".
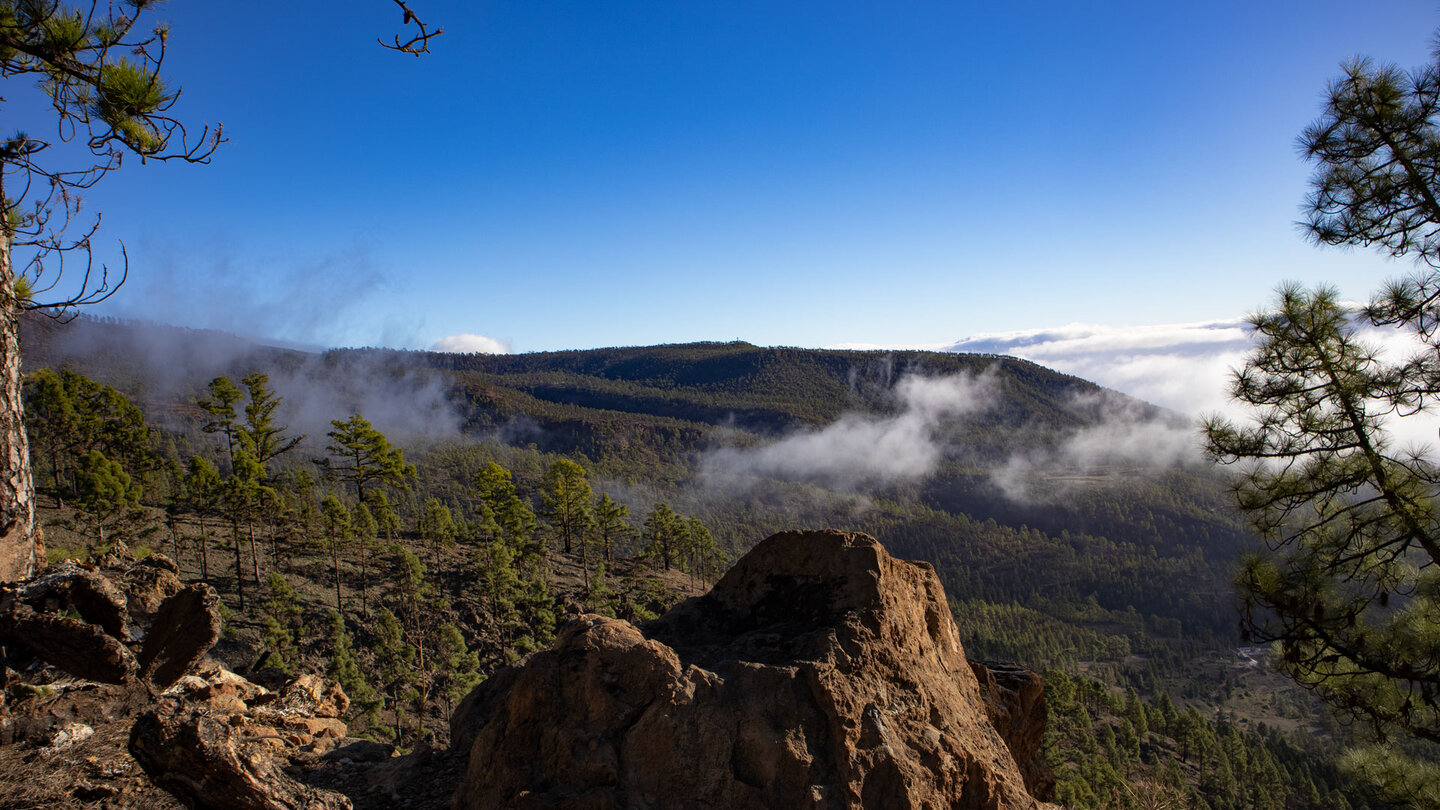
[
  {"xmin": 452, "ymin": 530, "xmax": 1048, "ymax": 810},
  {"xmin": 970, "ymin": 661, "xmax": 1054, "ymax": 802},
  {"xmin": 120, "ymin": 555, "xmax": 183, "ymax": 628},
  {"xmin": 4, "ymin": 605, "xmax": 137, "ymax": 684},
  {"xmin": 278, "ymin": 674, "xmax": 350, "ymax": 719},
  {"xmin": 40, "ymin": 721, "xmax": 95, "ymax": 753},
  {"xmin": 322, "ymin": 738, "xmax": 395, "ymax": 764},
  {"xmin": 138, "ymin": 584, "xmax": 222, "ymax": 689},
  {"xmin": 129, "ymin": 697, "xmax": 353, "ymax": 810},
  {"xmin": 20, "ymin": 560, "xmax": 129, "ymax": 640},
  {"xmin": 168, "ymin": 664, "xmax": 272, "ymax": 714}
]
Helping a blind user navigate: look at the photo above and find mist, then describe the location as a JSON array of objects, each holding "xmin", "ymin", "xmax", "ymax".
[
  {"xmin": 989, "ymin": 390, "xmax": 1203, "ymax": 502},
  {"xmin": 700, "ymin": 372, "xmax": 1000, "ymax": 491},
  {"xmin": 33, "ymin": 317, "xmax": 466, "ymax": 445}
]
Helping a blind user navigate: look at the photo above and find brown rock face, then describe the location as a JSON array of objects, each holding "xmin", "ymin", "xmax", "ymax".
[
  {"xmin": 139, "ymin": 584, "xmax": 223, "ymax": 689},
  {"xmin": 129, "ymin": 697, "xmax": 353, "ymax": 810},
  {"xmin": 121, "ymin": 554, "xmax": 184, "ymax": 627},
  {"xmin": 970, "ymin": 661, "xmax": 1054, "ymax": 802},
  {"xmin": 453, "ymin": 530, "xmax": 1047, "ymax": 810}
]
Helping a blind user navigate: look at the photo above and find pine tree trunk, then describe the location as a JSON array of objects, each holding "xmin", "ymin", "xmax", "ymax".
[
  {"xmin": 0, "ymin": 230, "xmax": 37, "ymax": 583},
  {"xmin": 359, "ymin": 542, "xmax": 369, "ymax": 619},
  {"xmin": 331, "ymin": 534, "xmax": 342, "ymax": 612},
  {"xmin": 231, "ymin": 519, "xmax": 246, "ymax": 612},
  {"xmin": 247, "ymin": 517, "xmax": 261, "ymax": 585},
  {"xmin": 198, "ymin": 516, "xmax": 210, "ymax": 582}
]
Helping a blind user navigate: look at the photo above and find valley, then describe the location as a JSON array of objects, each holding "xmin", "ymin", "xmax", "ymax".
[{"xmin": 7, "ymin": 313, "xmax": 1384, "ymax": 808}]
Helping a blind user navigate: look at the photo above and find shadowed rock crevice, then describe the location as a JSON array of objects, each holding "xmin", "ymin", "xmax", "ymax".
[{"xmin": 451, "ymin": 530, "xmax": 1055, "ymax": 810}]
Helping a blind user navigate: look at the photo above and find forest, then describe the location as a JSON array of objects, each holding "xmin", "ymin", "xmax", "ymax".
[{"xmin": 17, "ymin": 312, "xmax": 1393, "ymax": 809}]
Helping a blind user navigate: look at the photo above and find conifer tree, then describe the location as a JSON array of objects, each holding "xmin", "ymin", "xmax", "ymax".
[
  {"xmin": 592, "ymin": 492, "xmax": 630, "ymax": 564},
  {"xmin": 1205, "ymin": 36, "xmax": 1440, "ymax": 791},
  {"xmin": 321, "ymin": 414, "xmax": 415, "ymax": 506},
  {"xmin": 326, "ymin": 610, "xmax": 381, "ymax": 732},
  {"xmin": 372, "ymin": 606, "xmax": 417, "ymax": 742},
  {"xmin": 238, "ymin": 372, "xmax": 302, "ymax": 467},
  {"xmin": 682, "ymin": 515, "xmax": 719, "ymax": 588},
  {"xmin": 641, "ymin": 502, "xmax": 683, "ymax": 571},
  {"xmin": 184, "ymin": 456, "xmax": 221, "ymax": 582},
  {"xmin": 418, "ymin": 496, "xmax": 456, "ymax": 569},
  {"xmin": 434, "ymin": 623, "xmax": 481, "ymax": 719},
  {"xmin": 0, "ymin": 1, "xmax": 222, "ymax": 582},
  {"xmin": 475, "ymin": 538, "xmax": 523, "ymax": 636},
  {"xmin": 320, "ymin": 494, "xmax": 351, "ymax": 612},
  {"xmin": 0, "ymin": 2, "xmax": 435, "ymax": 583},
  {"xmin": 198, "ymin": 377, "xmax": 243, "ymax": 471},
  {"xmin": 259, "ymin": 572, "xmax": 302, "ymax": 673},
  {"xmin": 472, "ymin": 461, "xmax": 536, "ymax": 552},
  {"xmin": 74, "ymin": 448, "xmax": 137, "ymax": 549},
  {"xmin": 353, "ymin": 501, "xmax": 379, "ymax": 618},
  {"xmin": 539, "ymin": 458, "xmax": 593, "ymax": 556}
]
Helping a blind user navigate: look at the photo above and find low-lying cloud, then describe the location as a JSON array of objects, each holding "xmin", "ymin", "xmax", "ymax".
[
  {"xmin": 431, "ymin": 333, "xmax": 510, "ymax": 354},
  {"xmin": 940, "ymin": 318, "xmax": 1254, "ymax": 416},
  {"xmin": 701, "ymin": 372, "xmax": 1000, "ymax": 491},
  {"xmin": 40, "ymin": 319, "xmax": 465, "ymax": 444},
  {"xmin": 990, "ymin": 390, "xmax": 1203, "ymax": 502}
]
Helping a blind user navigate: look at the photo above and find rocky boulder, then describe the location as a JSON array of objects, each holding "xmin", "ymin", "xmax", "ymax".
[
  {"xmin": 970, "ymin": 661, "xmax": 1053, "ymax": 801},
  {"xmin": 129, "ymin": 696, "xmax": 353, "ymax": 810},
  {"xmin": 452, "ymin": 529, "xmax": 1052, "ymax": 810}
]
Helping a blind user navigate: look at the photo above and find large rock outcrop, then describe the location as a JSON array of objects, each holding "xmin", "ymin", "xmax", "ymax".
[{"xmin": 452, "ymin": 529, "xmax": 1052, "ymax": 810}]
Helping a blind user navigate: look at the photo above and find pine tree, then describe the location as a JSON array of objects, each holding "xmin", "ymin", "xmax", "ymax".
[
  {"xmin": 184, "ymin": 456, "xmax": 222, "ymax": 582},
  {"xmin": 74, "ymin": 448, "xmax": 138, "ymax": 551},
  {"xmin": 320, "ymin": 494, "xmax": 351, "ymax": 612},
  {"xmin": 0, "ymin": 1, "xmax": 221, "ymax": 582},
  {"xmin": 418, "ymin": 496, "xmax": 456, "ymax": 569},
  {"xmin": 592, "ymin": 492, "xmax": 630, "ymax": 564},
  {"xmin": 372, "ymin": 606, "xmax": 417, "ymax": 742},
  {"xmin": 473, "ymin": 462, "xmax": 536, "ymax": 553},
  {"xmin": 321, "ymin": 414, "xmax": 415, "ymax": 506},
  {"xmin": 641, "ymin": 502, "xmax": 683, "ymax": 571},
  {"xmin": 539, "ymin": 458, "xmax": 593, "ymax": 556},
  {"xmin": 237, "ymin": 372, "xmax": 303, "ymax": 467},
  {"xmin": 326, "ymin": 610, "xmax": 381, "ymax": 733},
  {"xmin": 259, "ymin": 572, "xmax": 302, "ymax": 673},
  {"xmin": 1205, "ymin": 36, "xmax": 1440, "ymax": 793},
  {"xmin": 434, "ymin": 623, "xmax": 481, "ymax": 721},
  {"xmin": 353, "ymin": 501, "xmax": 379, "ymax": 619}
]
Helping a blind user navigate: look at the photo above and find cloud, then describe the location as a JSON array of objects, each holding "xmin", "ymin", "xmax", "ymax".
[
  {"xmin": 701, "ymin": 372, "xmax": 999, "ymax": 491},
  {"xmin": 939, "ymin": 318, "xmax": 1254, "ymax": 416},
  {"xmin": 431, "ymin": 333, "xmax": 511, "ymax": 354},
  {"xmin": 989, "ymin": 390, "xmax": 1203, "ymax": 502},
  {"xmin": 42, "ymin": 320, "xmax": 466, "ymax": 444}
]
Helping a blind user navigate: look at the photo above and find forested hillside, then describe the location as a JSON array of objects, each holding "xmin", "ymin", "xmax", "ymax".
[{"xmin": 18, "ymin": 313, "xmax": 1384, "ymax": 808}]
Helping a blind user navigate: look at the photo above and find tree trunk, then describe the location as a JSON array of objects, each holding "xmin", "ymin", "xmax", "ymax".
[
  {"xmin": 0, "ymin": 230, "xmax": 37, "ymax": 583},
  {"xmin": 331, "ymin": 534, "xmax": 342, "ymax": 612},
  {"xmin": 231, "ymin": 519, "xmax": 246, "ymax": 613},
  {"xmin": 359, "ymin": 542, "xmax": 369, "ymax": 619},
  {"xmin": 247, "ymin": 517, "xmax": 261, "ymax": 585},
  {"xmin": 198, "ymin": 517, "xmax": 210, "ymax": 582}
]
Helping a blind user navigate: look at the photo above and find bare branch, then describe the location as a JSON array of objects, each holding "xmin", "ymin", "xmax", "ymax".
[{"xmin": 378, "ymin": 0, "xmax": 442, "ymax": 55}]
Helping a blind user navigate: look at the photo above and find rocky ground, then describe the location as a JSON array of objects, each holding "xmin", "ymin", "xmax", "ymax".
[{"xmin": 0, "ymin": 532, "xmax": 1054, "ymax": 810}]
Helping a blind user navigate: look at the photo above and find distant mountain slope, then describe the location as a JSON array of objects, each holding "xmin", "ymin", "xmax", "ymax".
[{"xmin": 22, "ymin": 315, "xmax": 1136, "ymax": 463}]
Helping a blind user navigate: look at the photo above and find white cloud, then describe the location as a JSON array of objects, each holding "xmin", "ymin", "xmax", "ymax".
[
  {"xmin": 431, "ymin": 333, "xmax": 511, "ymax": 354},
  {"xmin": 701, "ymin": 372, "xmax": 999, "ymax": 491},
  {"xmin": 941, "ymin": 318, "xmax": 1254, "ymax": 415}
]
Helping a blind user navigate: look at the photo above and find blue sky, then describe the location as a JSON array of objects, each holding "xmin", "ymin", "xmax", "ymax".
[{"xmin": 16, "ymin": 1, "xmax": 1439, "ymax": 353}]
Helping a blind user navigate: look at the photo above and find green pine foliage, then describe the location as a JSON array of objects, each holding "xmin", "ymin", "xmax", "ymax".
[
  {"xmin": 259, "ymin": 572, "xmax": 302, "ymax": 673},
  {"xmin": 326, "ymin": 610, "xmax": 382, "ymax": 733}
]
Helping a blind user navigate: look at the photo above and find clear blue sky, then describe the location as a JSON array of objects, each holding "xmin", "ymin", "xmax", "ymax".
[{"xmin": 21, "ymin": 1, "xmax": 1439, "ymax": 352}]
